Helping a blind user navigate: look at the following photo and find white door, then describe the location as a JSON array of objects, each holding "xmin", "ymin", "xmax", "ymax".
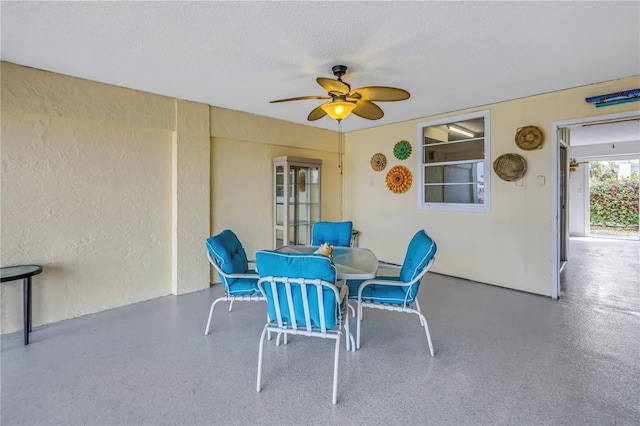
[{"xmin": 558, "ymin": 128, "xmax": 570, "ymax": 265}]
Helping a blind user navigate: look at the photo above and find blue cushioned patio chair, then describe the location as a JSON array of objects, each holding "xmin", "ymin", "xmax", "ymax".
[
  {"xmin": 311, "ymin": 221, "xmax": 353, "ymax": 247},
  {"xmin": 204, "ymin": 229, "xmax": 265, "ymax": 336},
  {"xmin": 255, "ymin": 250, "xmax": 350, "ymax": 405},
  {"xmin": 346, "ymin": 230, "xmax": 437, "ymax": 355}
]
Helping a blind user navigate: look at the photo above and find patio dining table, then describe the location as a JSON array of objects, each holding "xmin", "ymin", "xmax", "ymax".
[
  {"xmin": 273, "ymin": 245, "xmax": 378, "ymax": 351},
  {"xmin": 274, "ymin": 245, "xmax": 378, "ymax": 280}
]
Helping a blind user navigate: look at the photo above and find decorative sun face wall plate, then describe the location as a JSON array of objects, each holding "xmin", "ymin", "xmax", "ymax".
[
  {"xmin": 370, "ymin": 153, "xmax": 387, "ymax": 171},
  {"xmin": 393, "ymin": 140, "xmax": 412, "ymax": 160},
  {"xmin": 386, "ymin": 165, "xmax": 412, "ymax": 193}
]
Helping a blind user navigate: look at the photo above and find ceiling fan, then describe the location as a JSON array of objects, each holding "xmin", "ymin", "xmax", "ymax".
[{"xmin": 269, "ymin": 65, "xmax": 410, "ymax": 121}]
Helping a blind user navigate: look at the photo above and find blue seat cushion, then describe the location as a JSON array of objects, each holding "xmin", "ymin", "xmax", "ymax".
[
  {"xmin": 256, "ymin": 250, "xmax": 339, "ymax": 329},
  {"xmin": 311, "ymin": 221, "xmax": 353, "ymax": 247},
  {"xmin": 347, "ymin": 277, "xmax": 416, "ymax": 305},
  {"xmin": 227, "ymin": 277, "xmax": 261, "ymax": 296},
  {"xmin": 206, "ymin": 230, "xmax": 250, "ymax": 286}
]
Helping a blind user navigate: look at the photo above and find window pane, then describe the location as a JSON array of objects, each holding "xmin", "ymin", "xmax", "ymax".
[
  {"xmin": 423, "ymin": 140, "xmax": 484, "ymax": 163},
  {"xmin": 423, "ymin": 183, "xmax": 485, "ymax": 204},
  {"xmin": 423, "ymin": 117, "xmax": 485, "ymax": 144},
  {"xmin": 424, "ymin": 161, "xmax": 485, "ymax": 185},
  {"xmin": 417, "ymin": 110, "xmax": 489, "ymax": 211}
]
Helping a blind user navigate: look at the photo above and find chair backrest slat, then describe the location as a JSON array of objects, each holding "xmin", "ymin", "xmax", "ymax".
[
  {"xmin": 269, "ymin": 280, "xmax": 284, "ymax": 328},
  {"xmin": 316, "ymin": 283, "xmax": 326, "ymax": 332},
  {"xmin": 284, "ymin": 279, "xmax": 298, "ymax": 331},
  {"xmin": 299, "ymin": 282, "xmax": 312, "ymax": 332}
]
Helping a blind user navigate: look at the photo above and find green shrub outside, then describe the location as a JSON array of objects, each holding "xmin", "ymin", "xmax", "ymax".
[{"xmin": 589, "ymin": 166, "xmax": 639, "ymax": 227}]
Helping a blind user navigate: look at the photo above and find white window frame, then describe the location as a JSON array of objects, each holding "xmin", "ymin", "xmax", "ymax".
[{"xmin": 417, "ymin": 110, "xmax": 491, "ymax": 212}]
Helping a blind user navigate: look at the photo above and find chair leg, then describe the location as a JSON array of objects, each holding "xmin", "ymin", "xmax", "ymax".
[
  {"xmin": 414, "ymin": 299, "xmax": 425, "ymax": 326},
  {"xmin": 276, "ymin": 332, "xmax": 288, "ymax": 346},
  {"xmin": 256, "ymin": 327, "xmax": 268, "ymax": 392},
  {"xmin": 347, "ymin": 302, "xmax": 356, "ymax": 318},
  {"xmin": 416, "ymin": 311, "xmax": 434, "ymax": 356},
  {"xmin": 228, "ymin": 300, "xmax": 234, "ymax": 312},
  {"xmin": 356, "ymin": 302, "xmax": 362, "ymax": 350},
  {"xmin": 204, "ymin": 297, "xmax": 226, "ymax": 335},
  {"xmin": 332, "ymin": 336, "xmax": 340, "ymax": 405},
  {"xmin": 344, "ymin": 312, "xmax": 351, "ymax": 352}
]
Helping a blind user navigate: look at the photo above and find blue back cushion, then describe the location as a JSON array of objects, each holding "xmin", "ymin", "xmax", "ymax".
[
  {"xmin": 256, "ymin": 250, "xmax": 338, "ymax": 328},
  {"xmin": 399, "ymin": 231, "xmax": 437, "ymax": 297},
  {"xmin": 311, "ymin": 221, "xmax": 353, "ymax": 247},
  {"xmin": 206, "ymin": 230, "xmax": 249, "ymax": 285}
]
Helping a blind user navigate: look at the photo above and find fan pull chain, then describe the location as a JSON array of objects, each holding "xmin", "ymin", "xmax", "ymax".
[{"xmin": 338, "ymin": 120, "xmax": 343, "ymax": 175}]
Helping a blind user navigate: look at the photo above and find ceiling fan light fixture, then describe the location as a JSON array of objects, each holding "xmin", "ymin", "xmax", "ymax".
[
  {"xmin": 447, "ymin": 124, "xmax": 474, "ymax": 138},
  {"xmin": 321, "ymin": 100, "xmax": 357, "ymax": 121},
  {"xmin": 270, "ymin": 65, "xmax": 409, "ymax": 121}
]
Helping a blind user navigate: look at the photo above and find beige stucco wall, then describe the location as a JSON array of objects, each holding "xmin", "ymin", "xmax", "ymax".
[
  {"xmin": 209, "ymin": 107, "xmax": 342, "ymax": 264},
  {"xmin": 344, "ymin": 75, "xmax": 640, "ymax": 296},
  {"xmin": 2, "ymin": 59, "xmax": 636, "ymax": 334},
  {"xmin": 0, "ymin": 62, "xmax": 341, "ymax": 333},
  {"xmin": 1, "ymin": 62, "xmax": 210, "ymax": 333}
]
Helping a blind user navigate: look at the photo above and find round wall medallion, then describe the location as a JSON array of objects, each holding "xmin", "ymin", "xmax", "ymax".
[
  {"xmin": 370, "ymin": 153, "xmax": 387, "ymax": 171},
  {"xmin": 515, "ymin": 126, "xmax": 543, "ymax": 150},
  {"xmin": 493, "ymin": 153, "xmax": 527, "ymax": 181},
  {"xmin": 393, "ymin": 140, "xmax": 412, "ymax": 160},
  {"xmin": 386, "ymin": 165, "xmax": 412, "ymax": 193}
]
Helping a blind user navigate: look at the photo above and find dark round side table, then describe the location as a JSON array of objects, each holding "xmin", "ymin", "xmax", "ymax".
[{"xmin": 1, "ymin": 265, "xmax": 43, "ymax": 345}]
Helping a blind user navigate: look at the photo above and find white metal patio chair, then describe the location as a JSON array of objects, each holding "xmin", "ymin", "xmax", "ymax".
[
  {"xmin": 204, "ymin": 229, "xmax": 265, "ymax": 336},
  {"xmin": 255, "ymin": 250, "xmax": 350, "ymax": 404},
  {"xmin": 346, "ymin": 229, "xmax": 437, "ymax": 355}
]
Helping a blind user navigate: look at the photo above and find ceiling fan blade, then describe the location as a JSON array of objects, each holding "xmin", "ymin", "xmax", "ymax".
[
  {"xmin": 270, "ymin": 95, "xmax": 330, "ymax": 103},
  {"xmin": 317, "ymin": 77, "xmax": 350, "ymax": 95},
  {"xmin": 349, "ymin": 86, "xmax": 410, "ymax": 102},
  {"xmin": 307, "ymin": 103, "xmax": 328, "ymax": 121},
  {"xmin": 352, "ymin": 100, "xmax": 384, "ymax": 120}
]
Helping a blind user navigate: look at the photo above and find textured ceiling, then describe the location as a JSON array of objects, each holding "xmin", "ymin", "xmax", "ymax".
[{"xmin": 1, "ymin": 1, "xmax": 639, "ymax": 133}]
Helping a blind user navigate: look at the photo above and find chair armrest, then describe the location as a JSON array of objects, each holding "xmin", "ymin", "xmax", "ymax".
[
  {"xmin": 358, "ymin": 278, "xmax": 407, "ymax": 290},
  {"xmin": 357, "ymin": 277, "xmax": 414, "ymax": 298},
  {"xmin": 223, "ymin": 272, "xmax": 259, "ymax": 279}
]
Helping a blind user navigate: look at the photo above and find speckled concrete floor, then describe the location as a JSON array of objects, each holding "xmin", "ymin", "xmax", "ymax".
[{"xmin": 2, "ymin": 238, "xmax": 638, "ymax": 425}]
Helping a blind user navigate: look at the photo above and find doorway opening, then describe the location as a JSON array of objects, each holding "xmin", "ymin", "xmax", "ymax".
[
  {"xmin": 552, "ymin": 110, "xmax": 640, "ymax": 299},
  {"xmin": 586, "ymin": 159, "xmax": 639, "ymax": 240}
]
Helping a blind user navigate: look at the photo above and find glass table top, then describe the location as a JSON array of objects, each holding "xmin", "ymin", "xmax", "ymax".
[
  {"xmin": 1, "ymin": 265, "xmax": 43, "ymax": 282},
  {"xmin": 275, "ymin": 246, "xmax": 378, "ymax": 280}
]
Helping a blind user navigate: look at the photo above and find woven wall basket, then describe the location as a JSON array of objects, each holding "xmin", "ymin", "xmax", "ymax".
[
  {"xmin": 493, "ymin": 153, "xmax": 527, "ymax": 181},
  {"xmin": 515, "ymin": 126, "xmax": 543, "ymax": 150}
]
